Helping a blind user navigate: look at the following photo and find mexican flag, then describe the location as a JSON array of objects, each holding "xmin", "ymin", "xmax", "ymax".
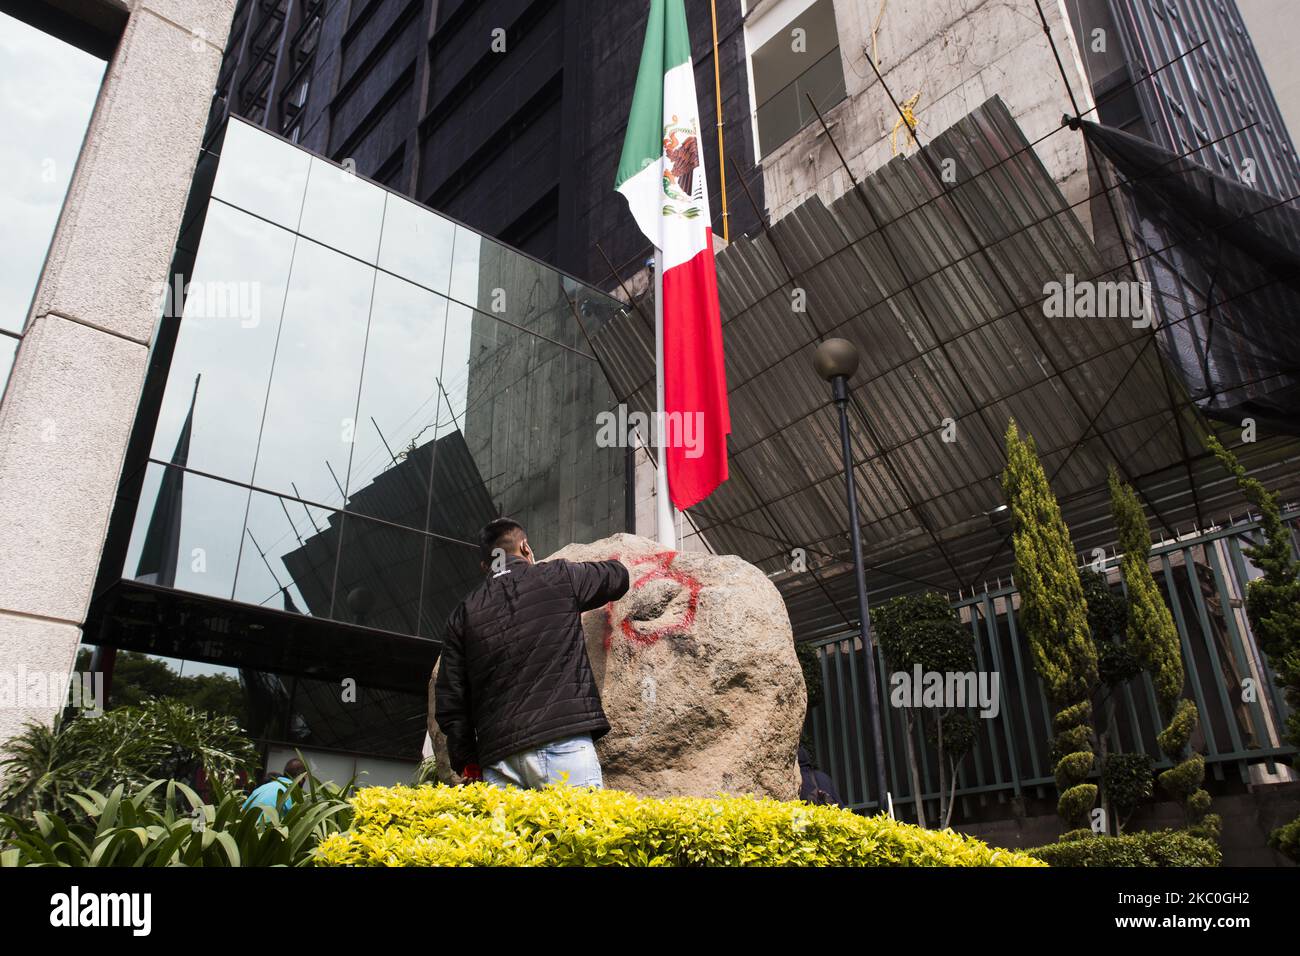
[{"xmin": 615, "ymin": 0, "xmax": 730, "ymax": 511}]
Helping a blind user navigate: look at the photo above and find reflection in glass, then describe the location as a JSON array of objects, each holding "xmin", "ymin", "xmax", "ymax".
[
  {"xmin": 0, "ymin": 12, "xmax": 105, "ymax": 337},
  {"xmin": 435, "ymin": 301, "xmax": 625, "ymax": 555},
  {"xmin": 235, "ymin": 485, "xmax": 335, "ymax": 614},
  {"xmin": 420, "ymin": 535, "xmax": 483, "ymax": 639},
  {"xmin": 118, "ymin": 119, "xmax": 627, "ymax": 647},
  {"xmin": 150, "ymin": 202, "xmax": 296, "ymax": 484},
  {"xmin": 345, "ymin": 272, "xmax": 449, "ymax": 510},
  {"xmin": 330, "ymin": 511, "xmax": 426, "ymax": 632},
  {"xmin": 76, "ymin": 646, "xmax": 424, "ymax": 761},
  {"xmin": 451, "ymin": 231, "xmax": 580, "ymax": 348},
  {"xmin": 377, "ymin": 194, "xmax": 456, "ymax": 293},
  {"xmin": 297, "ymin": 156, "xmax": 385, "ymax": 264},
  {"xmin": 123, "ymin": 462, "xmax": 250, "ymax": 599},
  {"xmin": 251, "ymin": 237, "xmax": 373, "ymax": 508},
  {"xmin": 211, "ymin": 118, "xmax": 311, "ymax": 231}
]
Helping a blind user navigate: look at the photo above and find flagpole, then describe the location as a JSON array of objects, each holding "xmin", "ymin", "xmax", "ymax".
[{"xmin": 654, "ymin": 247, "xmax": 677, "ymax": 549}]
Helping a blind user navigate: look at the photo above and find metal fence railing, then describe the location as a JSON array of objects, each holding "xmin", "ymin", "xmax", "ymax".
[{"xmin": 804, "ymin": 516, "xmax": 1298, "ymax": 817}]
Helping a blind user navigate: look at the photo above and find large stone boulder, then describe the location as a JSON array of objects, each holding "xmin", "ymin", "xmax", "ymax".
[{"xmin": 426, "ymin": 533, "xmax": 805, "ymax": 800}]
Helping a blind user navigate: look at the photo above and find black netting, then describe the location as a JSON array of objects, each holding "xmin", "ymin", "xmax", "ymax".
[{"xmin": 1078, "ymin": 118, "xmax": 1300, "ymax": 432}]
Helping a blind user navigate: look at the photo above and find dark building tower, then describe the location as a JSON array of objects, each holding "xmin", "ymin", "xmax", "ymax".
[{"xmin": 208, "ymin": 0, "xmax": 765, "ymax": 285}]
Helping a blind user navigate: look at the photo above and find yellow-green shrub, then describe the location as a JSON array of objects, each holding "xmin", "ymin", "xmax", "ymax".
[{"xmin": 314, "ymin": 783, "xmax": 1046, "ymax": 867}]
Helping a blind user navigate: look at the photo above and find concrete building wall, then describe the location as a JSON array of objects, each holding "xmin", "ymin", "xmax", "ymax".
[
  {"xmin": 1237, "ymin": 0, "xmax": 1300, "ymax": 147},
  {"xmin": 753, "ymin": 0, "xmax": 1097, "ymax": 234},
  {"xmin": 0, "ymin": 0, "xmax": 237, "ymax": 748}
]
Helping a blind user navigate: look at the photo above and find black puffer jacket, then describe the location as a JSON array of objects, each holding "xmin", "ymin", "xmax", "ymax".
[{"xmin": 434, "ymin": 555, "xmax": 629, "ymax": 771}]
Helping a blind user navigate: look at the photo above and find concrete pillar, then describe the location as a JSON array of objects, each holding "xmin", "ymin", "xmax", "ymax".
[{"xmin": 0, "ymin": 0, "xmax": 237, "ymax": 748}]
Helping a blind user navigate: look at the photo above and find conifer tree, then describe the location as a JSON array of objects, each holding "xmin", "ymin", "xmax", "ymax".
[
  {"xmin": 1109, "ymin": 467, "xmax": 1215, "ymax": 838},
  {"xmin": 1002, "ymin": 421, "xmax": 1098, "ymax": 833}
]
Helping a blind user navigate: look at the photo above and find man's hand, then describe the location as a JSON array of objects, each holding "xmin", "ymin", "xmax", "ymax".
[{"xmin": 460, "ymin": 763, "xmax": 482, "ymax": 783}]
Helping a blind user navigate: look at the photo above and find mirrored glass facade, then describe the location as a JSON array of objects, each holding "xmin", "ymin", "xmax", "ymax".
[{"xmin": 96, "ymin": 118, "xmax": 627, "ymax": 704}]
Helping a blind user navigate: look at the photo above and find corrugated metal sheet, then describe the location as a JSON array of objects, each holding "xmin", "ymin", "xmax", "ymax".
[{"xmin": 589, "ymin": 95, "xmax": 1300, "ymax": 640}]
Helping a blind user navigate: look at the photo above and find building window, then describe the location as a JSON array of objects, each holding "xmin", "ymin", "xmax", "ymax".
[
  {"xmin": 745, "ymin": 0, "xmax": 847, "ymax": 158},
  {"xmin": 0, "ymin": 10, "xmax": 106, "ymax": 389}
]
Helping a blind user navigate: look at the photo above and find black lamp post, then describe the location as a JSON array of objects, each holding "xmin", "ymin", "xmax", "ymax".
[{"xmin": 814, "ymin": 338, "xmax": 890, "ymax": 812}]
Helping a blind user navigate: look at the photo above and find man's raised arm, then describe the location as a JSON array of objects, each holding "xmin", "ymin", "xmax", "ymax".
[{"xmin": 565, "ymin": 558, "xmax": 631, "ymax": 612}]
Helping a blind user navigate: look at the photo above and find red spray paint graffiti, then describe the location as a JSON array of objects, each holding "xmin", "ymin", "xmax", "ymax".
[{"xmin": 600, "ymin": 551, "xmax": 702, "ymax": 650}]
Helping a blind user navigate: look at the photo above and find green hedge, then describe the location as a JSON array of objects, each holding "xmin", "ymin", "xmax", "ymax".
[
  {"xmin": 314, "ymin": 783, "xmax": 1046, "ymax": 867},
  {"xmin": 1026, "ymin": 829, "xmax": 1221, "ymax": 867}
]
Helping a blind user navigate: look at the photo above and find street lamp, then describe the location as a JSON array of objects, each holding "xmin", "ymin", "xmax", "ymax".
[{"xmin": 814, "ymin": 338, "xmax": 890, "ymax": 813}]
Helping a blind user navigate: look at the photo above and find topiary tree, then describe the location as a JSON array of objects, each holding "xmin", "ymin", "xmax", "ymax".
[
  {"xmin": 795, "ymin": 640, "xmax": 825, "ymax": 760},
  {"xmin": 1002, "ymin": 420, "xmax": 1099, "ymax": 834},
  {"xmin": 1109, "ymin": 466, "xmax": 1215, "ymax": 838},
  {"xmin": 1101, "ymin": 752, "xmax": 1154, "ymax": 831},
  {"xmin": 876, "ymin": 591, "xmax": 978, "ymax": 829},
  {"xmin": 1080, "ymin": 567, "xmax": 1148, "ymax": 833},
  {"xmin": 1207, "ymin": 434, "xmax": 1300, "ymax": 848}
]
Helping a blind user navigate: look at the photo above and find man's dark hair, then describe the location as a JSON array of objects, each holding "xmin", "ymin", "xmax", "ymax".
[
  {"xmin": 479, "ymin": 518, "xmax": 527, "ymax": 564},
  {"xmin": 284, "ymin": 757, "xmax": 307, "ymax": 778}
]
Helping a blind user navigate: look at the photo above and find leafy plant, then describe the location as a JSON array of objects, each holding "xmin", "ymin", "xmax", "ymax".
[
  {"xmin": 314, "ymin": 782, "xmax": 1045, "ymax": 867},
  {"xmin": 0, "ymin": 699, "xmax": 256, "ymax": 819},
  {"xmin": 876, "ymin": 591, "xmax": 978, "ymax": 829},
  {"xmin": 1002, "ymin": 420, "xmax": 1098, "ymax": 829},
  {"xmin": 1101, "ymin": 752, "xmax": 1154, "ymax": 826},
  {"xmin": 0, "ymin": 773, "xmax": 353, "ymax": 867},
  {"xmin": 1025, "ymin": 828, "xmax": 1220, "ymax": 867}
]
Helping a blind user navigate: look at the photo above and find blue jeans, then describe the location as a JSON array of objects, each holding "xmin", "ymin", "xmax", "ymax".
[{"xmin": 482, "ymin": 733, "xmax": 603, "ymax": 790}]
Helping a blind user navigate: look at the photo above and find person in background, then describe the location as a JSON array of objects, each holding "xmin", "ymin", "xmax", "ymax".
[
  {"xmin": 243, "ymin": 757, "xmax": 307, "ymax": 818},
  {"xmin": 435, "ymin": 518, "xmax": 629, "ymax": 790},
  {"xmin": 798, "ymin": 746, "xmax": 843, "ymax": 806}
]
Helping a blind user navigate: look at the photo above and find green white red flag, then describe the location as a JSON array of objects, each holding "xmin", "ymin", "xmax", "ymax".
[{"xmin": 615, "ymin": 0, "xmax": 730, "ymax": 511}]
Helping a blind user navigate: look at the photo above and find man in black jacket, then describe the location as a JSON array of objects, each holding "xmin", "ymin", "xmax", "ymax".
[{"xmin": 434, "ymin": 518, "xmax": 629, "ymax": 789}]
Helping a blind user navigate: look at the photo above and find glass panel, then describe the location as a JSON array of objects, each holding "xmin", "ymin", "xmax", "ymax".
[
  {"xmin": 150, "ymin": 202, "xmax": 296, "ymax": 484},
  {"xmin": 564, "ymin": 276, "xmax": 623, "ymax": 346},
  {"xmin": 433, "ymin": 303, "xmax": 624, "ymax": 555},
  {"xmin": 122, "ymin": 462, "xmax": 250, "ymax": 600},
  {"xmin": 449, "ymin": 229, "xmax": 581, "ymax": 347},
  {"xmin": 251, "ymin": 236, "xmax": 373, "ymax": 508},
  {"xmin": 419, "ymin": 535, "xmax": 482, "ymax": 639},
  {"xmin": 234, "ymin": 484, "xmax": 336, "ymax": 614},
  {"xmin": 297, "ymin": 156, "xmax": 385, "ymax": 263},
  {"xmin": 376, "ymin": 193, "xmax": 457, "ymax": 293},
  {"xmin": 212, "ymin": 118, "xmax": 312, "ymax": 229},
  {"xmin": 345, "ymin": 271, "xmax": 449, "ymax": 517},
  {"xmin": 755, "ymin": 45, "xmax": 848, "ymax": 156},
  {"xmin": 0, "ymin": 12, "xmax": 105, "ymax": 337},
  {"xmin": 331, "ymin": 511, "xmax": 426, "ymax": 634},
  {"xmin": 264, "ymin": 677, "xmax": 425, "ymax": 760}
]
